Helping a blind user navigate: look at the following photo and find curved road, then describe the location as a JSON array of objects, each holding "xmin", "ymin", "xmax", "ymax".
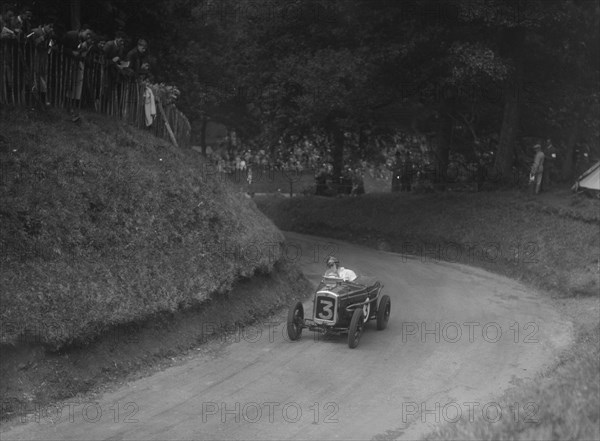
[{"xmin": 2, "ymin": 232, "xmax": 573, "ymax": 440}]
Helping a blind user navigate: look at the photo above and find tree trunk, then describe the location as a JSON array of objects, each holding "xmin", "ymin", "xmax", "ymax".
[
  {"xmin": 494, "ymin": 30, "xmax": 524, "ymax": 185},
  {"xmin": 434, "ymin": 108, "xmax": 453, "ymax": 187},
  {"xmin": 561, "ymin": 123, "xmax": 579, "ymax": 182},
  {"xmin": 494, "ymin": 89, "xmax": 520, "ymax": 183},
  {"xmin": 70, "ymin": 0, "xmax": 81, "ymax": 30}
]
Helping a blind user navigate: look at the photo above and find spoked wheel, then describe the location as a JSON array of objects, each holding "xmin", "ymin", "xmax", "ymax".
[
  {"xmin": 376, "ymin": 295, "xmax": 391, "ymax": 330},
  {"xmin": 348, "ymin": 308, "xmax": 364, "ymax": 349},
  {"xmin": 287, "ymin": 302, "xmax": 304, "ymax": 341}
]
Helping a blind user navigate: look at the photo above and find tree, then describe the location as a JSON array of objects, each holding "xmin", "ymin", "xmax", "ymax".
[
  {"xmin": 70, "ymin": 0, "xmax": 81, "ymax": 30},
  {"xmin": 452, "ymin": 0, "xmax": 599, "ymax": 184}
]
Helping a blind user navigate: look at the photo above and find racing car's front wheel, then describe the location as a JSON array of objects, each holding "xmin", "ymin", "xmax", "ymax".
[
  {"xmin": 376, "ymin": 295, "xmax": 391, "ymax": 330},
  {"xmin": 348, "ymin": 308, "xmax": 364, "ymax": 349},
  {"xmin": 287, "ymin": 302, "xmax": 304, "ymax": 341}
]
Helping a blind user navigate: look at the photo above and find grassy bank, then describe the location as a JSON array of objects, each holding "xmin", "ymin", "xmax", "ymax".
[
  {"xmin": 256, "ymin": 191, "xmax": 599, "ymax": 298},
  {"xmin": 0, "ymin": 108, "xmax": 285, "ymax": 348},
  {"xmin": 0, "ymin": 258, "xmax": 311, "ymax": 424}
]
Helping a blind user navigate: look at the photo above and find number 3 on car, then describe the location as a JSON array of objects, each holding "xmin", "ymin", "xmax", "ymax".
[{"xmin": 286, "ymin": 275, "xmax": 390, "ymax": 349}]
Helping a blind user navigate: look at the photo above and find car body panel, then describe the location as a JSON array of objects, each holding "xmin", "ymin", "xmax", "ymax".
[{"xmin": 308, "ymin": 277, "xmax": 384, "ymax": 332}]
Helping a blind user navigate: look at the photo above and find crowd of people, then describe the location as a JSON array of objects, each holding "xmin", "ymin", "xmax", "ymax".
[
  {"xmin": 205, "ymin": 136, "xmax": 324, "ymax": 174},
  {"xmin": 201, "ymin": 132, "xmax": 434, "ymax": 195},
  {"xmin": 3, "ymin": 7, "xmax": 555, "ymax": 195},
  {"xmin": 1, "ymin": 6, "xmax": 152, "ymax": 118}
]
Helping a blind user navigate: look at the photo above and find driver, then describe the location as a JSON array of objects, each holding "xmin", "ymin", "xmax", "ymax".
[{"xmin": 324, "ymin": 256, "xmax": 357, "ymax": 281}]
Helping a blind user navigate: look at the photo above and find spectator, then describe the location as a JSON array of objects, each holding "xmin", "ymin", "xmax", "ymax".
[
  {"xmin": 125, "ymin": 38, "xmax": 150, "ymax": 79},
  {"xmin": 530, "ymin": 143, "xmax": 545, "ymax": 194},
  {"xmin": 103, "ymin": 31, "xmax": 127, "ymax": 103},
  {"xmin": 542, "ymin": 138, "xmax": 557, "ymax": 192},
  {"xmin": 392, "ymin": 150, "xmax": 402, "ymax": 192},
  {"xmin": 28, "ymin": 20, "xmax": 55, "ymax": 106},
  {"xmin": 103, "ymin": 31, "xmax": 126, "ymax": 68},
  {"xmin": 401, "ymin": 152, "xmax": 413, "ymax": 192},
  {"xmin": 1, "ymin": 10, "xmax": 17, "ymax": 39},
  {"xmin": 315, "ymin": 164, "xmax": 329, "ymax": 195},
  {"xmin": 351, "ymin": 168, "xmax": 365, "ymax": 196},
  {"xmin": 1, "ymin": 10, "xmax": 17, "ymax": 100},
  {"xmin": 62, "ymin": 25, "xmax": 94, "ymax": 120},
  {"xmin": 10, "ymin": 7, "xmax": 32, "ymax": 40}
]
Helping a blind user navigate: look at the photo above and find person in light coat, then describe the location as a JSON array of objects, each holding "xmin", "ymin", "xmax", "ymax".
[{"xmin": 530, "ymin": 144, "xmax": 545, "ymax": 194}]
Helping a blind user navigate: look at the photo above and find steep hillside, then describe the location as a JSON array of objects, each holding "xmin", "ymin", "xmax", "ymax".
[{"xmin": 0, "ymin": 109, "xmax": 285, "ymax": 348}]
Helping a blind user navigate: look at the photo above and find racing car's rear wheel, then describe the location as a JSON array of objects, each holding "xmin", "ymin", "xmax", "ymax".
[
  {"xmin": 376, "ymin": 295, "xmax": 391, "ymax": 330},
  {"xmin": 287, "ymin": 302, "xmax": 304, "ymax": 341},
  {"xmin": 348, "ymin": 308, "xmax": 364, "ymax": 349}
]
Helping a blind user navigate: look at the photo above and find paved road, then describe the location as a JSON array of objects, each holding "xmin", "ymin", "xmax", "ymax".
[{"xmin": 1, "ymin": 232, "xmax": 573, "ymax": 440}]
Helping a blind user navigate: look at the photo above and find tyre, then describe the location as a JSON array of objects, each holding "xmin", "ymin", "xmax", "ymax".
[
  {"xmin": 287, "ymin": 302, "xmax": 304, "ymax": 341},
  {"xmin": 348, "ymin": 308, "xmax": 364, "ymax": 349},
  {"xmin": 376, "ymin": 295, "xmax": 391, "ymax": 330}
]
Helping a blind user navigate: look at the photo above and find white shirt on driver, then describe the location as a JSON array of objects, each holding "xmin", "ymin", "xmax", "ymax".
[{"xmin": 324, "ymin": 267, "xmax": 357, "ymax": 282}]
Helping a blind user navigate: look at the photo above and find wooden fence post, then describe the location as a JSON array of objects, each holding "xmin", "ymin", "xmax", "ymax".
[{"xmin": 157, "ymin": 99, "xmax": 178, "ymax": 148}]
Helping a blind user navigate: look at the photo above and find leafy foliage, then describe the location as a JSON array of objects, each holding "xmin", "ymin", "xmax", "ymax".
[{"xmin": 20, "ymin": 0, "xmax": 600, "ymax": 182}]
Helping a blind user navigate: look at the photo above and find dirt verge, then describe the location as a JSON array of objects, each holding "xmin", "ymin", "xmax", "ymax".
[{"xmin": 0, "ymin": 260, "xmax": 312, "ymax": 425}]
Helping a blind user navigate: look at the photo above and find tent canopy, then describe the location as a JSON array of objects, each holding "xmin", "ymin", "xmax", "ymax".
[{"xmin": 572, "ymin": 161, "xmax": 600, "ymax": 192}]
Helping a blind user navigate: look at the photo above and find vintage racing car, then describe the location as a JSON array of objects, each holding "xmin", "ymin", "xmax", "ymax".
[{"xmin": 286, "ymin": 276, "xmax": 390, "ymax": 348}]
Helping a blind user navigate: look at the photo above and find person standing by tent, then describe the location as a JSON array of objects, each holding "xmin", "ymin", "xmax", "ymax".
[{"xmin": 530, "ymin": 143, "xmax": 545, "ymax": 195}]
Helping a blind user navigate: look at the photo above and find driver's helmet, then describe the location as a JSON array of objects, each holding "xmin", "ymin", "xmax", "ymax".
[{"xmin": 326, "ymin": 256, "xmax": 340, "ymax": 270}]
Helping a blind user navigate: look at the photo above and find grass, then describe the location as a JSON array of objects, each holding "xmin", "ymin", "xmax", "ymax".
[
  {"xmin": 424, "ymin": 324, "xmax": 600, "ymax": 441},
  {"xmin": 0, "ymin": 258, "xmax": 312, "ymax": 423},
  {"xmin": 0, "ymin": 108, "xmax": 285, "ymax": 348},
  {"xmin": 255, "ymin": 191, "xmax": 599, "ymax": 298},
  {"xmin": 255, "ymin": 191, "xmax": 600, "ymax": 440}
]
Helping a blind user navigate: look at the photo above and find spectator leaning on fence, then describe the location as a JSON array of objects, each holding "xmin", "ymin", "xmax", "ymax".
[
  {"xmin": 1, "ymin": 9, "xmax": 20, "ymax": 99},
  {"xmin": 28, "ymin": 20, "xmax": 55, "ymax": 106},
  {"xmin": 62, "ymin": 25, "xmax": 94, "ymax": 121},
  {"xmin": 10, "ymin": 7, "xmax": 32, "ymax": 40},
  {"xmin": 125, "ymin": 38, "xmax": 150, "ymax": 79},
  {"xmin": 103, "ymin": 30, "xmax": 127, "ymax": 100},
  {"xmin": 103, "ymin": 31, "xmax": 126, "ymax": 72},
  {"xmin": 1, "ymin": 10, "xmax": 17, "ymax": 39}
]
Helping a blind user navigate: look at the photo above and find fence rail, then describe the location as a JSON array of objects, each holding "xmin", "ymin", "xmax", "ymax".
[{"xmin": 0, "ymin": 38, "xmax": 190, "ymax": 148}]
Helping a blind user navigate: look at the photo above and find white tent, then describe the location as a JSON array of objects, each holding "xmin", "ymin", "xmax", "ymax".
[{"xmin": 572, "ymin": 161, "xmax": 600, "ymax": 193}]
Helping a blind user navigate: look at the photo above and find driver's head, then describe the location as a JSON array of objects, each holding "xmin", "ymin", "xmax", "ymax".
[{"xmin": 326, "ymin": 256, "xmax": 340, "ymax": 271}]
